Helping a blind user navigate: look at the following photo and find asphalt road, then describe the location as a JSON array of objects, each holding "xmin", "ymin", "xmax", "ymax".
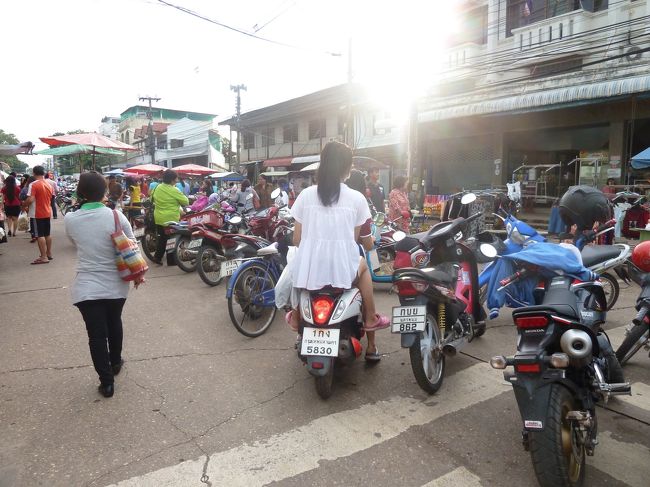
[{"xmin": 1, "ymin": 218, "xmax": 649, "ymax": 487}]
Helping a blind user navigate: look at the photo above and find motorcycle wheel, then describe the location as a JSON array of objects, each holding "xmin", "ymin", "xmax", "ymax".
[
  {"xmin": 197, "ymin": 245, "xmax": 224, "ymax": 286},
  {"xmin": 141, "ymin": 229, "xmax": 158, "ymax": 263},
  {"xmin": 227, "ymin": 262, "xmax": 277, "ymax": 337},
  {"xmin": 599, "ymin": 272, "xmax": 619, "ymax": 310},
  {"xmin": 315, "ymin": 366, "xmax": 334, "ymax": 400},
  {"xmin": 174, "ymin": 236, "xmax": 197, "ymax": 273},
  {"xmin": 409, "ymin": 314, "xmax": 445, "ymax": 394},
  {"xmin": 615, "ymin": 324, "xmax": 650, "ymax": 365},
  {"xmin": 529, "ymin": 384, "xmax": 585, "ymax": 487}
]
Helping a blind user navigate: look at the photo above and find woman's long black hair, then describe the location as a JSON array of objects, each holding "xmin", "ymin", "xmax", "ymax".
[
  {"xmin": 4, "ymin": 175, "xmax": 17, "ymax": 201},
  {"xmin": 317, "ymin": 141, "xmax": 353, "ymax": 206}
]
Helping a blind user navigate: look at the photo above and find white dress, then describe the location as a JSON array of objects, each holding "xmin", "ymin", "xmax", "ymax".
[{"xmin": 291, "ymin": 184, "xmax": 371, "ymax": 290}]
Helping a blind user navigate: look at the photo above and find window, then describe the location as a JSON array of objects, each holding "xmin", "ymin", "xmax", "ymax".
[
  {"xmin": 170, "ymin": 139, "xmax": 184, "ymax": 149},
  {"xmin": 264, "ymin": 127, "xmax": 275, "ymax": 146},
  {"xmin": 506, "ymin": 1, "xmax": 582, "ymax": 37},
  {"xmin": 283, "ymin": 123, "xmax": 298, "ymax": 143},
  {"xmin": 308, "ymin": 118, "xmax": 326, "ymax": 139},
  {"xmin": 530, "ymin": 56, "xmax": 582, "ymax": 77},
  {"xmin": 242, "ymin": 132, "xmax": 255, "ymax": 150},
  {"xmin": 338, "ymin": 115, "xmax": 347, "ymax": 136},
  {"xmin": 125, "ymin": 132, "xmax": 130, "ymax": 144}
]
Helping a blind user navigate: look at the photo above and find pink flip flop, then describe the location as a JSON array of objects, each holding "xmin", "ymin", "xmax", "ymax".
[
  {"xmin": 31, "ymin": 258, "xmax": 50, "ymax": 265},
  {"xmin": 364, "ymin": 314, "xmax": 390, "ymax": 331}
]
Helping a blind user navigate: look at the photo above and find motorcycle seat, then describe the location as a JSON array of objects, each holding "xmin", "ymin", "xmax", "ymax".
[
  {"xmin": 393, "ymin": 267, "xmax": 455, "ymax": 286},
  {"xmin": 581, "ymin": 245, "xmax": 621, "ymax": 267}
]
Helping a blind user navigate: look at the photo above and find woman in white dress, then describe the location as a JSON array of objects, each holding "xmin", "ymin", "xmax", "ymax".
[{"xmin": 289, "ymin": 141, "xmax": 389, "ymax": 361}]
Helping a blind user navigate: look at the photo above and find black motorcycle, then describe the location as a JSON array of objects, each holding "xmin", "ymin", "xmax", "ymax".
[
  {"xmin": 491, "ymin": 268, "xmax": 628, "ymax": 487},
  {"xmin": 616, "ymin": 260, "xmax": 650, "ymax": 365}
]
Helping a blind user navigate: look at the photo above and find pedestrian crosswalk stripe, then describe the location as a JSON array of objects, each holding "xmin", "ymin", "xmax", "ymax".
[
  {"xmin": 421, "ymin": 467, "xmax": 483, "ymax": 487},
  {"xmin": 109, "ymin": 363, "xmax": 508, "ymax": 487},
  {"xmin": 589, "ymin": 431, "xmax": 650, "ymax": 487},
  {"xmin": 617, "ymin": 382, "xmax": 650, "ymax": 411}
]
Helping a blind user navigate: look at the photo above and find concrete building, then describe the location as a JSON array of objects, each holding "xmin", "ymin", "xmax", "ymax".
[
  {"xmin": 117, "ymin": 105, "xmax": 217, "ymax": 167},
  {"xmin": 220, "ymin": 84, "xmax": 407, "ymax": 185},
  {"xmin": 417, "ymin": 0, "xmax": 650, "ymax": 199},
  {"xmin": 98, "ymin": 116, "xmax": 121, "ymax": 140}
]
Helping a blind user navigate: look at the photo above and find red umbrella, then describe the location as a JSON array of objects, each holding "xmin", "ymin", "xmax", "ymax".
[
  {"xmin": 40, "ymin": 133, "xmax": 137, "ymax": 151},
  {"xmin": 123, "ymin": 164, "xmax": 166, "ymax": 175},
  {"xmin": 173, "ymin": 164, "xmax": 215, "ymax": 176}
]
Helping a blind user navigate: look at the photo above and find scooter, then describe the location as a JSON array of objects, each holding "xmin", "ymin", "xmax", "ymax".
[
  {"xmin": 296, "ymin": 286, "xmax": 366, "ymax": 399},
  {"xmin": 391, "ymin": 194, "xmax": 494, "ymax": 394}
]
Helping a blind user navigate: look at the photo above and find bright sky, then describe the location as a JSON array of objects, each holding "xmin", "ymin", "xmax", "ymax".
[{"xmin": 0, "ymin": 0, "xmax": 461, "ymax": 166}]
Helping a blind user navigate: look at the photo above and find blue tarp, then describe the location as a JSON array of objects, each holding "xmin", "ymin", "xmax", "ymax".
[{"xmin": 631, "ymin": 147, "xmax": 650, "ymax": 169}]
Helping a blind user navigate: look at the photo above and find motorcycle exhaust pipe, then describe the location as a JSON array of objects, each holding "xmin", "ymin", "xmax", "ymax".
[
  {"xmin": 560, "ymin": 329, "xmax": 593, "ymax": 367},
  {"xmin": 442, "ymin": 336, "xmax": 468, "ymax": 357}
]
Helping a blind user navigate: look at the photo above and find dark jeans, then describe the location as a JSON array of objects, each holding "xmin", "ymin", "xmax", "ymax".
[
  {"xmin": 154, "ymin": 224, "xmax": 168, "ymax": 261},
  {"xmin": 76, "ymin": 298, "xmax": 126, "ymax": 385},
  {"xmin": 50, "ymin": 195, "xmax": 57, "ymax": 219}
]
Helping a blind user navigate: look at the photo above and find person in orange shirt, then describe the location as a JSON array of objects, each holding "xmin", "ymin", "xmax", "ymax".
[{"xmin": 24, "ymin": 165, "xmax": 54, "ymax": 264}]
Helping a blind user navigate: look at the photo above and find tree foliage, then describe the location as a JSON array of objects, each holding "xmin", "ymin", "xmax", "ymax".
[{"xmin": 0, "ymin": 128, "xmax": 29, "ymax": 172}]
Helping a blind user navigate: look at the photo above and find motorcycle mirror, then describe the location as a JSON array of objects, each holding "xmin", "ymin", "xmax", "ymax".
[
  {"xmin": 480, "ymin": 243, "xmax": 498, "ymax": 259},
  {"xmin": 373, "ymin": 212, "xmax": 386, "ymax": 227},
  {"xmin": 229, "ymin": 215, "xmax": 242, "ymax": 225},
  {"xmin": 392, "ymin": 231, "xmax": 406, "ymax": 242},
  {"xmin": 270, "ymin": 187, "xmax": 281, "ymax": 199},
  {"xmin": 461, "ymin": 193, "xmax": 477, "ymax": 205}
]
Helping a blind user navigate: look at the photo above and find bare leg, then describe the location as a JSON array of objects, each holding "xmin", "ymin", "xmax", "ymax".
[
  {"xmin": 45, "ymin": 236, "xmax": 52, "ymax": 257},
  {"xmin": 37, "ymin": 237, "xmax": 47, "ymax": 259},
  {"xmin": 366, "ymin": 330, "xmax": 377, "ymax": 354},
  {"xmin": 357, "ymin": 259, "xmax": 377, "ymax": 326}
]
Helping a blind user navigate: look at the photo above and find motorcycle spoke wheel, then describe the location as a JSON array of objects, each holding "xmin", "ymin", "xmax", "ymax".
[
  {"xmin": 409, "ymin": 314, "xmax": 445, "ymax": 394},
  {"xmin": 616, "ymin": 325, "xmax": 650, "ymax": 365},
  {"xmin": 197, "ymin": 247, "xmax": 224, "ymax": 286},
  {"xmin": 141, "ymin": 231, "xmax": 158, "ymax": 263},
  {"xmin": 227, "ymin": 263, "xmax": 277, "ymax": 337},
  {"xmin": 174, "ymin": 236, "xmax": 197, "ymax": 273}
]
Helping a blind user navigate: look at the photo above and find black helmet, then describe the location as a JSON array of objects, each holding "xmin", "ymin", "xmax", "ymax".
[{"xmin": 559, "ymin": 185, "xmax": 610, "ymax": 231}]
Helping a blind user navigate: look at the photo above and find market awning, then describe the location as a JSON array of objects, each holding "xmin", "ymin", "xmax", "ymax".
[
  {"xmin": 631, "ymin": 147, "xmax": 650, "ymax": 169},
  {"xmin": 263, "ymin": 157, "xmax": 293, "ymax": 168},
  {"xmin": 419, "ymin": 74, "xmax": 650, "ymax": 123},
  {"xmin": 291, "ymin": 155, "xmax": 320, "ymax": 165}
]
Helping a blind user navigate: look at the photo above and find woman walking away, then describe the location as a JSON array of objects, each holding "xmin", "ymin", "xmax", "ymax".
[
  {"xmin": 289, "ymin": 141, "xmax": 389, "ymax": 361},
  {"xmin": 388, "ymin": 175, "xmax": 411, "ymax": 232},
  {"xmin": 1, "ymin": 176, "xmax": 21, "ymax": 236},
  {"xmin": 65, "ymin": 172, "xmax": 143, "ymax": 398}
]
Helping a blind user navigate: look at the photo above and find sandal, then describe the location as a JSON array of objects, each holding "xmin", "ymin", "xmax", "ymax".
[
  {"xmin": 363, "ymin": 314, "xmax": 390, "ymax": 331},
  {"xmin": 365, "ymin": 347, "xmax": 381, "ymax": 362},
  {"xmin": 47, "ymin": 256, "xmax": 53, "ymax": 260},
  {"xmin": 31, "ymin": 258, "xmax": 50, "ymax": 265}
]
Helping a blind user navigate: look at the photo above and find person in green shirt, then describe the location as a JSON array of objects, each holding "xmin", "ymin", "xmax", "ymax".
[{"xmin": 150, "ymin": 169, "xmax": 189, "ymax": 264}]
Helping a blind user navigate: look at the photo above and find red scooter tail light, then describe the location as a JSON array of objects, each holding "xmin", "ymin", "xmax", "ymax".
[
  {"xmin": 393, "ymin": 280, "xmax": 428, "ymax": 296},
  {"xmin": 312, "ymin": 296, "xmax": 335, "ymax": 326},
  {"xmin": 514, "ymin": 315, "xmax": 549, "ymax": 329}
]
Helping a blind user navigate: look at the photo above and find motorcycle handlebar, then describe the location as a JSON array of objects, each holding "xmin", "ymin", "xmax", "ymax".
[
  {"xmin": 633, "ymin": 305, "xmax": 650, "ymax": 326},
  {"xmin": 498, "ymin": 268, "xmax": 528, "ymax": 290}
]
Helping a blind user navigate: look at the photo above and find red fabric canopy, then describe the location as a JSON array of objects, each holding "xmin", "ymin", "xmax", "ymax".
[
  {"xmin": 124, "ymin": 164, "xmax": 165, "ymax": 175},
  {"xmin": 40, "ymin": 133, "xmax": 137, "ymax": 151},
  {"xmin": 173, "ymin": 164, "xmax": 214, "ymax": 176},
  {"xmin": 263, "ymin": 157, "xmax": 293, "ymax": 168}
]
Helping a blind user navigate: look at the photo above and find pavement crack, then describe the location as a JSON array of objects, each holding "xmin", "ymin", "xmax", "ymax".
[
  {"xmin": 0, "ymin": 285, "xmax": 66, "ymax": 296},
  {"xmin": 0, "ymin": 363, "xmax": 92, "ymax": 375}
]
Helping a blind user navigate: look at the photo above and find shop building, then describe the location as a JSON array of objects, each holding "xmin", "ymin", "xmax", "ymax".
[{"xmin": 416, "ymin": 0, "xmax": 650, "ymax": 201}]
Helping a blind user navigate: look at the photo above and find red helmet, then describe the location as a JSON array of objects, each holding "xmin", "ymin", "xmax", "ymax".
[{"xmin": 632, "ymin": 241, "xmax": 650, "ymax": 272}]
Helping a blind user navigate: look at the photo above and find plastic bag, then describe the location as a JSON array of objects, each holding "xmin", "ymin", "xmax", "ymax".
[
  {"xmin": 17, "ymin": 212, "xmax": 28, "ymax": 231},
  {"xmin": 274, "ymin": 246, "xmax": 296, "ymax": 309}
]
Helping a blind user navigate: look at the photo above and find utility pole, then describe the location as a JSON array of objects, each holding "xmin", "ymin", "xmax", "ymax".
[
  {"xmin": 139, "ymin": 96, "xmax": 161, "ymax": 165},
  {"xmin": 230, "ymin": 84, "xmax": 246, "ymax": 173}
]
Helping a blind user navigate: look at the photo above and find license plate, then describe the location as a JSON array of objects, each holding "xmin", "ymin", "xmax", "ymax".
[
  {"xmin": 220, "ymin": 259, "xmax": 240, "ymax": 277},
  {"xmin": 188, "ymin": 238, "xmax": 202, "ymax": 249},
  {"xmin": 133, "ymin": 227, "xmax": 145, "ymax": 238},
  {"xmin": 165, "ymin": 237, "xmax": 177, "ymax": 252},
  {"xmin": 391, "ymin": 305, "xmax": 427, "ymax": 333},
  {"xmin": 300, "ymin": 327, "xmax": 340, "ymax": 357}
]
